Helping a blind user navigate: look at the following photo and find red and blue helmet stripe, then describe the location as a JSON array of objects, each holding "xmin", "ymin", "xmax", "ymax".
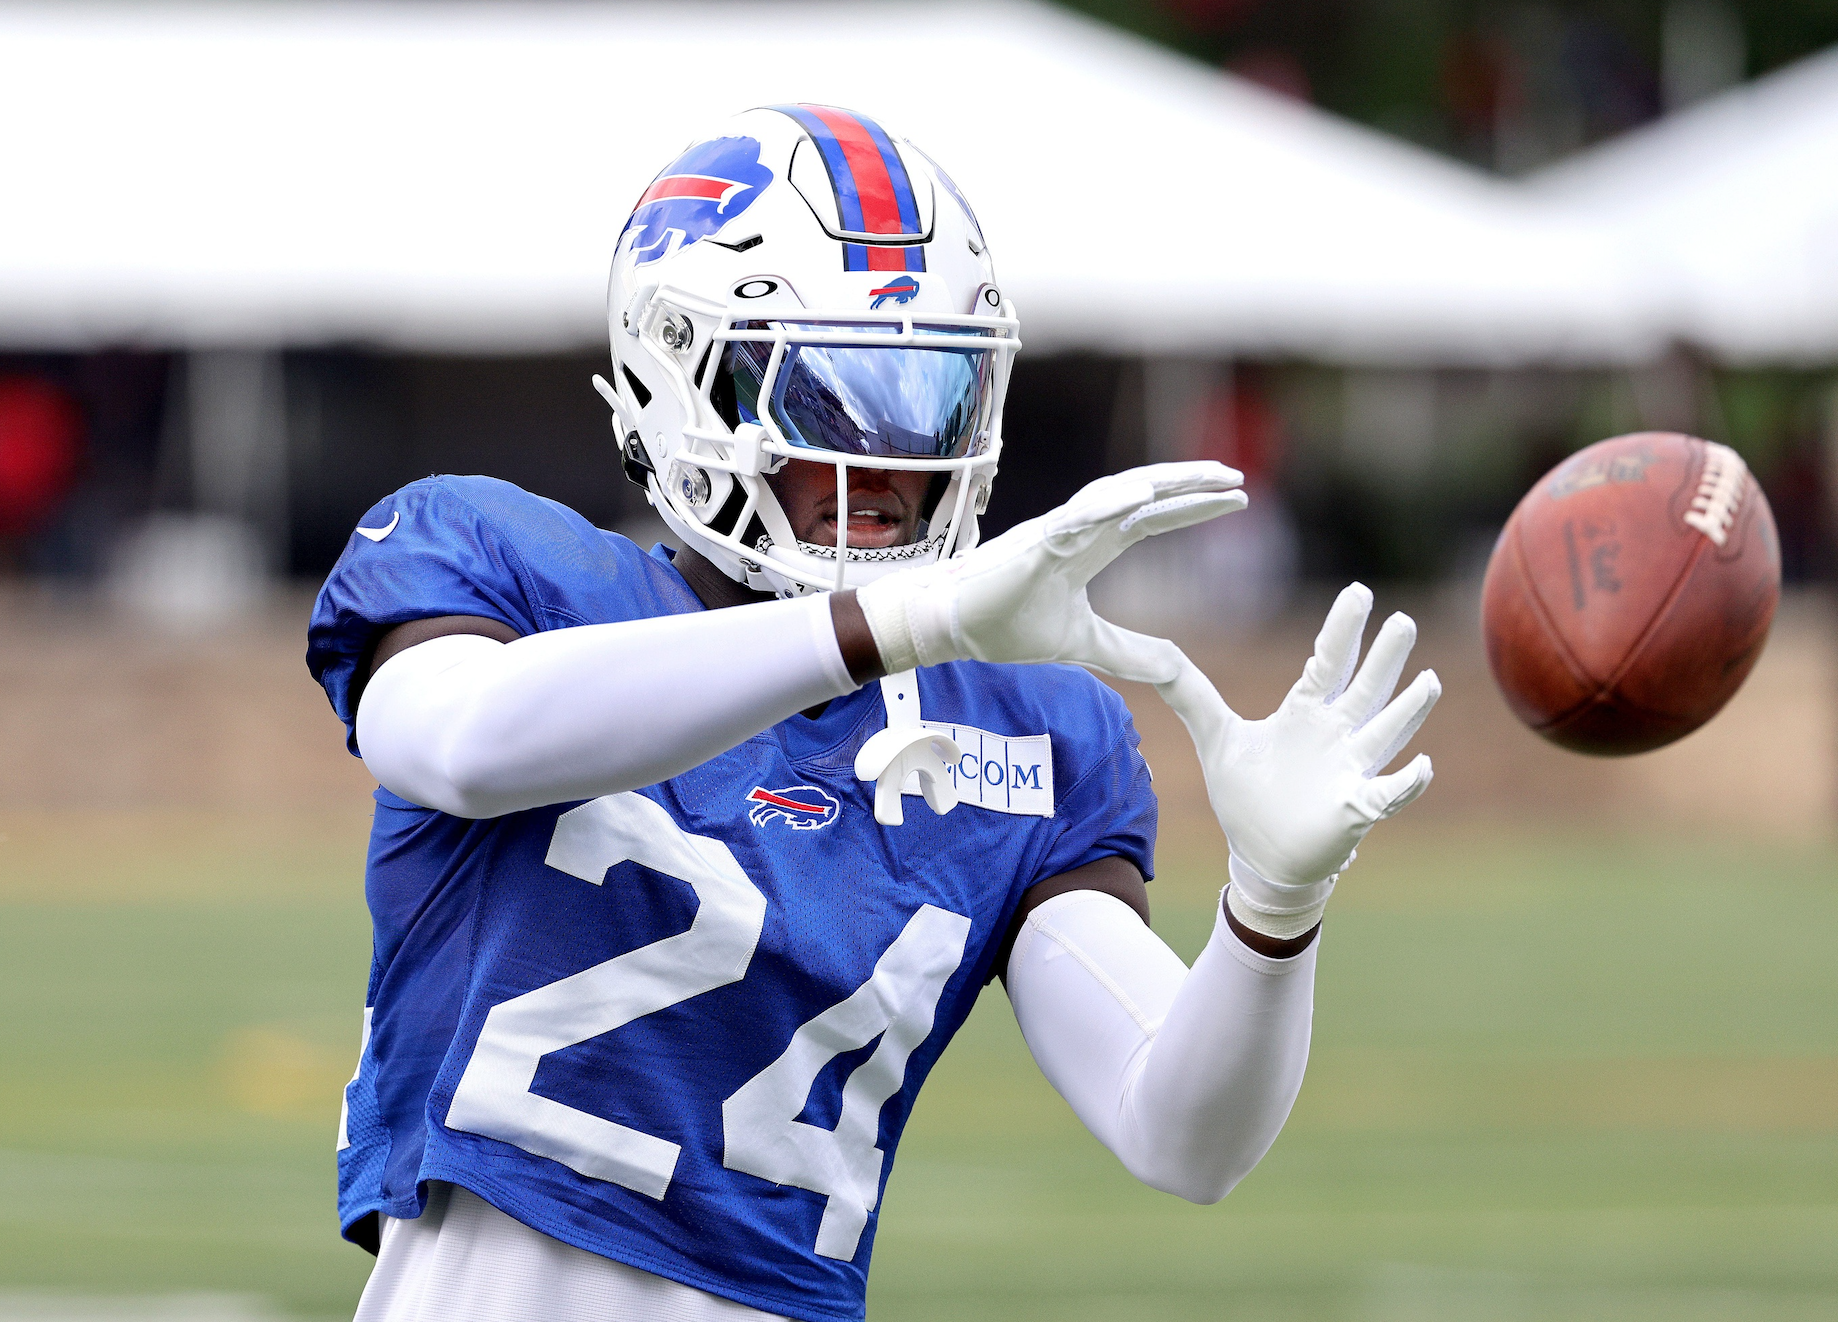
[{"xmin": 772, "ymin": 104, "xmax": 926, "ymax": 274}]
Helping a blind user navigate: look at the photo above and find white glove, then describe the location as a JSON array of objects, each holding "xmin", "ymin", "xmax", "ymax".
[
  {"xmin": 1157, "ymin": 584, "xmax": 1440, "ymax": 939},
  {"xmin": 857, "ymin": 462, "xmax": 1246, "ymax": 682}
]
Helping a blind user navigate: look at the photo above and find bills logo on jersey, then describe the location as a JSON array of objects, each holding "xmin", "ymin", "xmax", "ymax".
[
  {"xmin": 620, "ymin": 136, "xmax": 773, "ymax": 267},
  {"xmin": 746, "ymin": 785, "xmax": 841, "ymax": 830},
  {"xmin": 869, "ymin": 275, "xmax": 920, "ymax": 309}
]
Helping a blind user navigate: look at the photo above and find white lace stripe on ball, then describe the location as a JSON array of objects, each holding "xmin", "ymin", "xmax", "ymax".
[{"xmin": 1683, "ymin": 442, "xmax": 1749, "ymax": 548}]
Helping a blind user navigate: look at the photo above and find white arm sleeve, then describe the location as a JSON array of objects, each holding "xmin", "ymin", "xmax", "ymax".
[
  {"xmin": 354, "ymin": 594, "xmax": 856, "ymax": 819},
  {"xmin": 1005, "ymin": 889, "xmax": 1315, "ymax": 1204}
]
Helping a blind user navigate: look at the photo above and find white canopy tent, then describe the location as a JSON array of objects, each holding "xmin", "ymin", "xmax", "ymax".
[
  {"xmin": 1533, "ymin": 43, "xmax": 1838, "ymax": 365},
  {"xmin": 0, "ymin": 0, "xmax": 1662, "ymax": 365}
]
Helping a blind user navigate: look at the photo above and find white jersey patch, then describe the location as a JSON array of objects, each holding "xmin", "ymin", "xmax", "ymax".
[{"xmin": 903, "ymin": 722, "xmax": 1054, "ymax": 817}]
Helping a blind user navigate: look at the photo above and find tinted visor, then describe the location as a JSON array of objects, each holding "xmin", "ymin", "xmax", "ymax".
[{"xmin": 723, "ymin": 325, "xmax": 996, "ymax": 460}]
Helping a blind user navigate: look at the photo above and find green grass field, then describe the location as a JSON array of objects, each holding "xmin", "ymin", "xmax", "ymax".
[{"xmin": 1, "ymin": 812, "xmax": 1833, "ymax": 1320}]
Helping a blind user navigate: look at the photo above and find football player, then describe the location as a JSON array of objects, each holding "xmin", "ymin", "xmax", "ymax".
[{"xmin": 308, "ymin": 106, "xmax": 1440, "ymax": 1321}]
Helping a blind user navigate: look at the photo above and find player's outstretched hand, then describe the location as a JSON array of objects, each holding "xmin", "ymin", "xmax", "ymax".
[
  {"xmin": 1157, "ymin": 583, "xmax": 1440, "ymax": 938},
  {"xmin": 857, "ymin": 462, "xmax": 1246, "ymax": 682}
]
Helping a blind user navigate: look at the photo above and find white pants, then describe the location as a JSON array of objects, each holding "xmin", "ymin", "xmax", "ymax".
[{"xmin": 354, "ymin": 1182, "xmax": 785, "ymax": 1322}]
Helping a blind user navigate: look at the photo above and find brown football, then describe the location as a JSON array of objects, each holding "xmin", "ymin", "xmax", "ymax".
[{"xmin": 1481, "ymin": 432, "xmax": 1780, "ymax": 755}]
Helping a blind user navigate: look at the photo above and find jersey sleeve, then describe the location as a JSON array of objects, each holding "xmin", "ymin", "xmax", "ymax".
[
  {"xmin": 306, "ymin": 477, "xmax": 572, "ymax": 752},
  {"xmin": 1030, "ymin": 686, "xmax": 1159, "ymax": 887}
]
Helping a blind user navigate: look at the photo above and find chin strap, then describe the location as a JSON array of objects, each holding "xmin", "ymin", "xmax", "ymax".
[{"xmin": 852, "ymin": 671, "xmax": 961, "ymax": 826}]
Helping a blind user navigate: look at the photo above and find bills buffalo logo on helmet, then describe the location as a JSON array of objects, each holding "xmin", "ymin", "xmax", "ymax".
[
  {"xmin": 868, "ymin": 275, "xmax": 921, "ymax": 309},
  {"xmin": 620, "ymin": 136, "xmax": 774, "ymax": 267},
  {"xmin": 746, "ymin": 785, "xmax": 842, "ymax": 830}
]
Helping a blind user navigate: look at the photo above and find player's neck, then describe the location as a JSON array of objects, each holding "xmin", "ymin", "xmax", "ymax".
[{"xmin": 674, "ymin": 546, "xmax": 776, "ymax": 612}]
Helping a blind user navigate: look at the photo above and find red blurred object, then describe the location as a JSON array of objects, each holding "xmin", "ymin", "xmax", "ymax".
[
  {"xmin": 1156, "ymin": 0, "xmax": 1263, "ymax": 32},
  {"xmin": 1193, "ymin": 371, "xmax": 1283, "ymax": 485},
  {"xmin": 1226, "ymin": 46, "xmax": 1312, "ymax": 102},
  {"xmin": 0, "ymin": 376, "xmax": 84, "ymax": 538},
  {"xmin": 1442, "ymin": 30, "xmax": 1520, "ymax": 139}
]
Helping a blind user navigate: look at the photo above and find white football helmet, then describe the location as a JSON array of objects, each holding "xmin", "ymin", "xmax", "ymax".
[{"xmin": 596, "ymin": 105, "xmax": 1020, "ymax": 597}]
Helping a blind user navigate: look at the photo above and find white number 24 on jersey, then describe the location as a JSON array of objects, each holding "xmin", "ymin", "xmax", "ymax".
[{"xmin": 442, "ymin": 792, "xmax": 971, "ymax": 1262}]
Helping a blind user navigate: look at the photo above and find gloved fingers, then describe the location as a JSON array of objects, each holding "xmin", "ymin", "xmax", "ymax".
[
  {"xmin": 1117, "ymin": 460, "xmax": 1245, "ymax": 501},
  {"xmin": 1348, "ymin": 668, "xmax": 1441, "ymax": 774},
  {"xmin": 1338, "ymin": 612, "xmax": 1417, "ymax": 729},
  {"xmin": 1117, "ymin": 489, "xmax": 1249, "ymax": 544},
  {"xmin": 1286, "ymin": 582, "xmax": 1373, "ymax": 705},
  {"xmin": 1361, "ymin": 753, "xmax": 1434, "ymax": 820},
  {"xmin": 1049, "ymin": 478, "xmax": 1154, "ymax": 537},
  {"xmin": 1077, "ymin": 615, "xmax": 1192, "ymax": 686},
  {"xmin": 1047, "ymin": 463, "xmax": 1243, "ymax": 546}
]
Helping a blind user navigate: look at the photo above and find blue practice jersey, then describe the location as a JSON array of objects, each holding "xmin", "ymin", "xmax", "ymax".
[{"xmin": 307, "ymin": 476, "xmax": 1157, "ymax": 1322}]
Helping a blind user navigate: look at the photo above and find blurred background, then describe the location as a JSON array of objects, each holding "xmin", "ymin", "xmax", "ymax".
[{"xmin": 1, "ymin": 1, "xmax": 1834, "ymax": 1318}]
